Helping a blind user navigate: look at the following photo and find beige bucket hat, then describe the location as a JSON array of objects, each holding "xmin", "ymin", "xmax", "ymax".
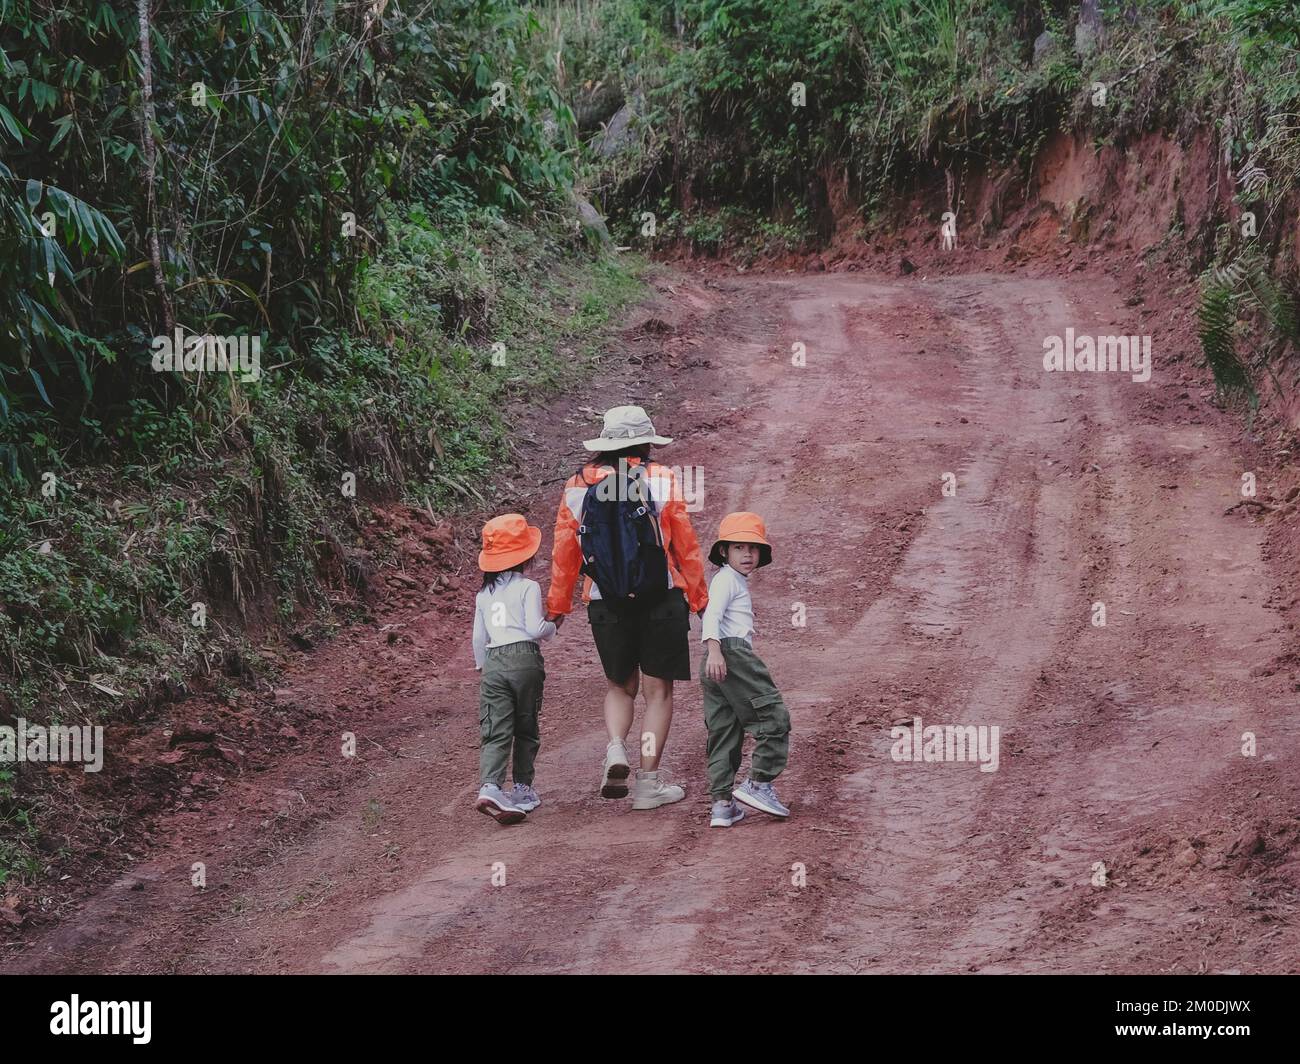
[{"xmin": 583, "ymin": 405, "xmax": 673, "ymax": 451}]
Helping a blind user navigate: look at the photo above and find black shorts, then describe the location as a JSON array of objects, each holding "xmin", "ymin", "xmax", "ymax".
[{"xmin": 588, "ymin": 588, "xmax": 692, "ymax": 684}]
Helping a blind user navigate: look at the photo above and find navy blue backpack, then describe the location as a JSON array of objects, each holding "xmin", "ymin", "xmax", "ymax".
[{"xmin": 578, "ymin": 461, "xmax": 669, "ymax": 605}]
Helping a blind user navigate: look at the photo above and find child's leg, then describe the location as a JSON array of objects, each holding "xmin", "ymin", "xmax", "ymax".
[
  {"xmin": 722, "ymin": 641, "xmax": 791, "ymax": 783},
  {"xmin": 702, "ymin": 663, "xmax": 745, "ymax": 801},
  {"xmin": 509, "ymin": 662, "xmax": 544, "ymax": 786},
  {"xmin": 478, "ymin": 661, "xmax": 516, "ymax": 787}
]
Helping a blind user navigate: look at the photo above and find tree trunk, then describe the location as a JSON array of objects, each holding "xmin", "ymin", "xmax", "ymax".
[{"xmin": 136, "ymin": 0, "xmax": 174, "ymax": 335}]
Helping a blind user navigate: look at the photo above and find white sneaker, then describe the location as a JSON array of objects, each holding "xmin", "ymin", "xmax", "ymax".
[
  {"xmin": 631, "ymin": 769, "xmax": 685, "ymax": 810},
  {"xmin": 601, "ymin": 739, "xmax": 631, "ymax": 799},
  {"xmin": 510, "ymin": 782, "xmax": 541, "ymax": 812}
]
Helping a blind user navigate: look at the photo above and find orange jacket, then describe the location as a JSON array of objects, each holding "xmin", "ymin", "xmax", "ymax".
[{"xmin": 547, "ymin": 458, "xmax": 708, "ymax": 616}]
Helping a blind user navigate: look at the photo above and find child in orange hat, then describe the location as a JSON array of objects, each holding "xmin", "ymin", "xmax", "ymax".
[
  {"xmin": 473, "ymin": 514, "xmax": 557, "ymax": 824},
  {"xmin": 699, "ymin": 512, "xmax": 792, "ymax": 827}
]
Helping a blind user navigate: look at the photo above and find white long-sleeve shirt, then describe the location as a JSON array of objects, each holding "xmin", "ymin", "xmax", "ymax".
[
  {"xmin": 473, "ymin": 572, "xmax": 557, "ymax": 669},
  {"xmin": 700, "ymin": 564, "xmax": 754, "ymax": 643}
]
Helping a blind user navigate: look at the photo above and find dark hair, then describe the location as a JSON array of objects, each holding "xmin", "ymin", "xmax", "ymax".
[
  {"xmin": 712, "ymin": 539, "xmax": 772, "ymax": 568},
  {"xmin": 575, "ymin": 443, "xmax": 651, "ymax": 479},
  {"xmin": 482, "ymin": 560, "xmax": 527, "ymax": 590}
]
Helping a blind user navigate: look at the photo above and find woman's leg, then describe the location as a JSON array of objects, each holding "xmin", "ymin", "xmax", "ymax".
[
  {"xmin": 604, "ymin": 670, "xmax": 639, "ymax": 743},
  {"xmin": 601, "ymin": 671, "xmax": 637, "ymax": 798},
  {"xmin": 638, "ymin": 675, "xmax": 673, "ymax": 770},
  {"xmin": 633, "ymin": 589, "xmax": 689, "ymax": 772},
  {"xmin": 631, "ymin": 674, "xmax": 685, "ymax": 809}
]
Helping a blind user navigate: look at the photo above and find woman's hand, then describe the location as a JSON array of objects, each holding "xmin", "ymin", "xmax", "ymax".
[{"xmin": 547, "ymin": 612, "xmax": 565, "ymax": 630}]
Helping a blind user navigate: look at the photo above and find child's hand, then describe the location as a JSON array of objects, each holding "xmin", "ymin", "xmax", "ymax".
[
  {"xmin": 550, "ymin": 613, "xmax": 565, "ymax": 630},
  {"xmin": 705, "ymin": 648, "xmax": 727, "ymax": 683}
]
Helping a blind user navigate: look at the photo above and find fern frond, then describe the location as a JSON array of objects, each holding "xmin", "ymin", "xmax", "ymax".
[{"xmin": 1198, "ymin": 262, "xmax": 1254, "ymax": 399}]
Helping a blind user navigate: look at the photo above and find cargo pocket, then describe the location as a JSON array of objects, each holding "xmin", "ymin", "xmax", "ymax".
[
  {"xmin": 646, "ymin": 590, "xmax": 687, "ymax": 629},
  {"xmin": 588, "ymin": 600, "xmax": 618, "ymax": 627},
  {"xmin": 750, "ymin": 691, "xmax": 791, "ymax": 738}
]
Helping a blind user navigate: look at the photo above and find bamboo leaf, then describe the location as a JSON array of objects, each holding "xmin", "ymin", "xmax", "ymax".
[
  {"xmin": 74, "ymin": 198, "xmax": 100, "ymax": 249},
  {"xmin": 0, "ymin": 101, "xmax": 30, "ymax": 142},
  {"xmin": 48, "ymin": 114, "xmax": 74, "ymax": 149},
  {"xmin": 29, "ymin": 368, "xmax": 51, "ymax": 407}
]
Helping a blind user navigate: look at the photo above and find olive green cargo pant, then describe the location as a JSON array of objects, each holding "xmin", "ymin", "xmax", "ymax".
[
  {"xmin": 478, "ymin": 641, "xmax": 545, "ymax": 787},
  {"xmin": 700, "ymin": 637, "xmax": 791, "ymax": 800}
]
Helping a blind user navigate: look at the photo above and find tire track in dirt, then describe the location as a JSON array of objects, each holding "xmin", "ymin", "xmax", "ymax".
[
  {"xmin": 813, "ymin": 279, "xmax": 1085, "ymax": 970},
  {"xmin": 817, "ymin": 275, "xmax": 1299, "ymax": 973}
]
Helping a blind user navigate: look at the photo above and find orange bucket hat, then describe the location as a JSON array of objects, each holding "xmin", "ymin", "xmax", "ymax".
[
  {"xmin": 478, "ymin": 513, "xmax": 543, "ymax": 572},
  {"xmin": 708, "ymin": 511, "xmax": 772, "ymax": 568}
]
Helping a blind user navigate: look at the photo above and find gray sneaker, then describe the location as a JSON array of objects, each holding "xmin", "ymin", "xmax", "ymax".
[
  {"xmin": 709, "ymin": 799, "xmax": 746, "ymax": 828},
  {"xmin": 510, "ymin": 782, "xmax": 541, "ymax": 812},
  {"xmin": 476, "ymin": 783, "xmax": 526, "ymax": 825},
  {"xmin": 734, "ymin": 779, "xmax": 790, "ymax": 818}
]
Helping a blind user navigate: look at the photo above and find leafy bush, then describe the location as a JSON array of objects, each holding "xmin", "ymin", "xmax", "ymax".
[{"xmin": 0, "ymin": 0, "xmax": 577, "ymax": 475}]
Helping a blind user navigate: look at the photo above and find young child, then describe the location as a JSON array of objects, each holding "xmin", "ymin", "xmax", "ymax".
[
  {"xmin": 699, "ymin": 512, "xmax": 792, "ymax": 827},
  {"xmin": 473, "ymin": 513, "xmax": 558, "ymax": 824}
]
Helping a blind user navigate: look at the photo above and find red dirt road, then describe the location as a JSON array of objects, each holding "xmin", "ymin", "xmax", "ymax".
[{"xmin": 7, "ymin": 269, "xmax": 1300, "ymax": 973}]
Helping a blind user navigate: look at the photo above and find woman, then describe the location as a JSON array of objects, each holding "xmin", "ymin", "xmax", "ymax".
[{"xmin": 546, "ymin": 405, "xmax": 708, "ymax": 809}]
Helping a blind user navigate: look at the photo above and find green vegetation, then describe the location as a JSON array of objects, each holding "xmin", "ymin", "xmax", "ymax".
[
  {"xmin": 1198, "ymin": 248, "xmax": 1300, "ymax": 412},
  {"xmin": 1, "ymin": 0, "xmax": 580, "ymax": 466},
  {"xmin": 0, "ymin": 763, "xmax": 41, "ymax": 888}
]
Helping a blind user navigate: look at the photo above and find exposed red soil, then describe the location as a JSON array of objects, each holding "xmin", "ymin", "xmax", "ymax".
[{"xmin": 4, "ymin": 247, "xmax": 1299, "ymax": 972}]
